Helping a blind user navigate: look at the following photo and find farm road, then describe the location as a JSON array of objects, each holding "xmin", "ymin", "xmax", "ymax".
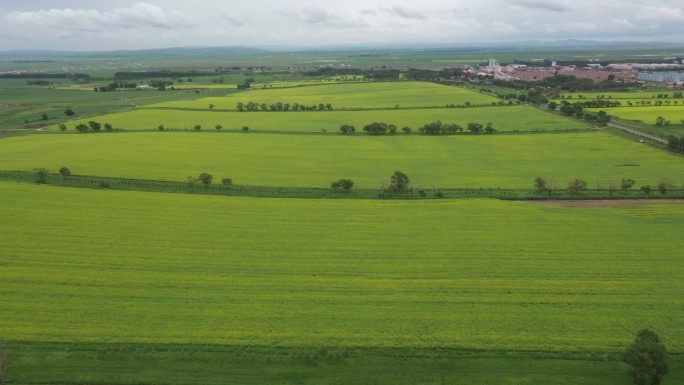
[{"xmin": 608, "ymin": 121, "xmax": 667, "ymax": 144}]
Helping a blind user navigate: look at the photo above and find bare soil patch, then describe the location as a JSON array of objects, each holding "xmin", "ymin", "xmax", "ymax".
[
  {"xmin": 0, "ymin": 104, "xmax": 22, "ymax": 109},
  {"xmin": 527, "ymin": 199, "xmax": 684, "ymax": 208}
]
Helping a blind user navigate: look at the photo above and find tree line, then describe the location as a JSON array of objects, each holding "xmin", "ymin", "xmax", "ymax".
[
  {"xmin": 236, "ymin": 102, "xmax": 332, "ymax": 111},
  {"xmin": 534, "ymin": 176, "xmax": 677, "ymax": 195},
  {"xmin": 340, "ymin": 121, "xmax": 497, "ymax": 135}
]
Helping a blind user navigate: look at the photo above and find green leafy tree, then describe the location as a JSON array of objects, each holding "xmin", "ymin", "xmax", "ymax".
[
  {"xmin": 221, "ymin": 178, "xmax": 233, "ymax": 187},
  {"xmin": 623, "ymin": 329, "xmax": 669, "ymax": 385},
  {"xmin": 389, "ymin": 171, "xmax": 410, "ymax": 192},
  {"xmin": 402, "ymin": 126, "xmax": 412, "ymax": 134},
  {"xmin": 467, "ymin": 122, "xmax": 483, "ymax": 134},
  {"xmin": 197, "ymin": 173, "xmax": 213, "ymax": 187},
  {"xmin": 158, "ymin": 124, "xmax": 165, "ymax": 131},
  {"xmin": 547, "ymin": 101, "xmax": 557, "ymax": 110},
  {"xmin": 104, "ymin": 123, "xmax": 113, "ymax": 132},
  {"xmin": 64, "ymin": 108, "xmax": 75, "ymax": 117},
  {"xmin": 567, "ymin": 178, "xmax": 587, "ymax": 194},
  {"xmin": 58, "ymin": 166, "xmax": 71, "ymax": 180},
  {"xmin": 34, "ymin": 168, "xmax": 49, "ymax": 184},
  {"xmin": 88, "ymin": 121, "xmax": 101, "ymax": 131},
  {"xmin": 75, "ymin": 123, "xmax": 89, "ymax": 133},
  {"xmin": 340, "ymin": 124, "xmax": 355, "ymax": 134},
  {"xmin": 242, "ymin": 126, "xmax": 250, "ymax": 132},
  {"xmin": 209, "ymin": 104, "xmax": 215, "ymax": 110},
  {"xmin": 363, "ymin": 122, "xmax": 388, "ymax": 135},
  {"xmin": 331, "ymin": 179, "xmax": 354, "ymax": 192},
  {"xmin": 621, "ymin": 178, "xmax": 636, "ymax": 194},
  {"xmin": 215, "ymin": 124, "xmax": 223, "ymax": 131},
  {"xmin": 534, "ymin": 177, "xmax": 548, "ymax": 193},
  {"xmin": 41, "ymin": 113, "xmax": 49, "ymax": 121},
  {"xmin": 58, "ymin": 123, "xmax": 67, "ymax": 132},
  {"xmin": 194, "ymin": 124, "xmax": 202, "ymax": 131}
]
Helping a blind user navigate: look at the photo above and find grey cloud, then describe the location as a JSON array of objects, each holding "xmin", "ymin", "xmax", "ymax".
[
  {"xmin": 5, "ymin": 2, "xmax": 193, "ymax": 31},
  {"xmin": 297, "ymin": 8, "xmax": 338, "ymax": 24},
  {"xmin": 381, "ymin": 6, "xmax": 426, "ymax": 19},
  {"xmin": 511, "ymin": 0, "xmax": 573, "ymax": 13}
]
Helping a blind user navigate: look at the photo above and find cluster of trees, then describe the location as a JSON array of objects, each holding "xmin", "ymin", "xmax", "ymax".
[
  {"xmin": 0, "ymin": 72, "xmax": 90, "ymax": 80},
  {"xmin": 73, "ymin": 121, "xmax": 116, "ymax": 133},
  {"xmin": 303, "ymin": 67, "xmax": 401, "ymax": 80},
  {"xmin": 534, "ymin": 177, "xmax": 640, "ymax": 195},
  {"xmin": 488, "ymin": 75, "xmax": 638, "ymax": 94},
  {"xmin": 95, "ymin": 81, "xmax": 138, "ymax": 92},
  {"xmin": 623, "ymin": 329, "xmax": 669, "ymax": 385},
  {"xmin": 113, "ymin": 70, "xmax": 210, "ymax": 79},
  {"xmin": 655, "ymin": 116, "xmax": 671, "ymax": 126},
  {"xmin": 330, "ymin": 178, "xmax": 354, "ymax": 192},
  {"xmin": 26, "ymin": 80, "xmax": 51, "ymax": 86},
  {"xmin": 404, "ymin": 68, "xmax": 465, "ymax": 81},
  {"xmin": 550, "ymin": 102, "xmax": 611, "ymax": 126},
  {"xmin": 666, "ymin": 135, "xmax": 684, "ymax": 153},
  {"xmin": 341, "ymin": 121, "xmax": 496, "ymax": 135},
  {"xmin": 187, "ymin": 173, "xmax": 233, "ymax": 188},
  {"xmin": 236, "ymin": 102, "xmax": 333, "ymax": 111}
]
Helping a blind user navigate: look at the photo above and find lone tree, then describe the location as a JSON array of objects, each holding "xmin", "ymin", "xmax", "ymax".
[
  {"xmin": 534, "ymin": 177, "xmax": 548, "ymax": 194},
  {"xmin": 221, "ymin": 178, "xmax": 233, "ymax": 187},
  {"xmin": 215, "ymin": 124, "xmax": 223, "ymax": 131},
  {"xmin": 340, "ymin": 124, "xmax": 355, "ymax": 134},
  {"xmin": 623, "ymin": 329, "xmax": 669, "ymax": 385},
  {"xmin": 34, "ymin": 168, "xmax": 49, "ymax": 184},
  {"xmin": 58, "ymin": 123, "xmax": 67, "ymax": 132},
  {"xmin": 621, "ymin": 178, "xmax": 636, "ymax": 194},
  {"xmin": 58, "ymin": 166, "xmax": 71, "ymax": 180},
  {"xmin": 194, "ymin": 124, "xmax": 202, "ymax": 131},
  {"xmin": 389, "ymin": 171, "xmax": 410, "ymax": 192},
  {"xmin": 64, "ymin": 108, "xmax": 75, "ymax": 117},
  {"xmin": 331, "ymin": 178, "xmax": 354, "ymax": 192},
  {"xmin": 197, "ymin": 173, "xmax": 213, "ymax": 187}
]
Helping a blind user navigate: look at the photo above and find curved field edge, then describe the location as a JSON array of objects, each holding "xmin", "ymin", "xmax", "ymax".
[
  {"xmin": 1, "ymin": 182, "xmax": 683, "ymax": 353},
  {"xmin": 0, "ymin": 131, "xmax": 681, "ymax": 189}
]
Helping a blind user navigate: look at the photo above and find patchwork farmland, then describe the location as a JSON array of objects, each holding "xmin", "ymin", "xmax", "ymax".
[{"xmin": 1, "ymin": 77, "xmax": 683, "ymax": 385}]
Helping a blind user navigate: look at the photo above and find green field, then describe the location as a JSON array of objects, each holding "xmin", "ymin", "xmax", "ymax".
[
  {"xmin": 1, "ymin": 131, "xmax": 681, "ymax": 189},
  {"xmin": 3, "ymin": 70, "xmax": 684, "ymax": 384},
  {"xmin": 2, "ymin": 182, "xmax": 683, "ymax": 353},
  {"xmin": 587, "ymin": 106, "xmax": 684, "ymax": 126},
  {"xmin": 149, "ymin": 82, "xmax": 501, "ymax": 110},
  {"xmin": 58, "ymin": 105, "xmax": 584, "ymax": 133}
]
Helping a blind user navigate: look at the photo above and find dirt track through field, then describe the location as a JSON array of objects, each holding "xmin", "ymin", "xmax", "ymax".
[{"xmin": 527, "ymin": 199, "xmax": 684, "ymax": 208}]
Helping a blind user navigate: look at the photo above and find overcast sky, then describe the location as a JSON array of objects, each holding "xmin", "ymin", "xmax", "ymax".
[{"xmin": 1, "ymin": 0, "xmax": 683, "ymax": 51}]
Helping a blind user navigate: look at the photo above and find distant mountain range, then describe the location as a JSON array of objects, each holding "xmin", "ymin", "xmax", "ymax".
[{"xmin": 0, "ymin": 40, "xmax": 682, "ymax": 57}]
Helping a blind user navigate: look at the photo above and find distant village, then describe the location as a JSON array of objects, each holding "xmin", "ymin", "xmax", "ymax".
[{"xmin": 474, "ymin": 58, "xmax": 684, "ymax": 87}]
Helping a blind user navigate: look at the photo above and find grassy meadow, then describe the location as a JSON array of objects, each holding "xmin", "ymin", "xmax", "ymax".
[
  {"xmin": 149, "ymin": 82, "xmax": 501, "ymax": 110},
  {"xmin": 587, "ymin": 106, "xmax": 684, "ymax": 126},
  {"xmin": 2, "ymin": 182, "xmax": 683, "ymax": 353},
  {"xmin": 57, "ymin": 105, "xmax": 585, "ymax": 133},
  {"xmin": 1, "ymin": 131, "xmax": 681, "ymax": 189}
]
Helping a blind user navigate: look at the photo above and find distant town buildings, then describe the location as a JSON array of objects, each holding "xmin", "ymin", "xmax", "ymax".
[
  {"xmin": 488, "ymin": 58, "xmax": 497, "ymax": 67},
  {"xmin": 637, "ymin": 72, "xmax": 683, "ymax": 83}
]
